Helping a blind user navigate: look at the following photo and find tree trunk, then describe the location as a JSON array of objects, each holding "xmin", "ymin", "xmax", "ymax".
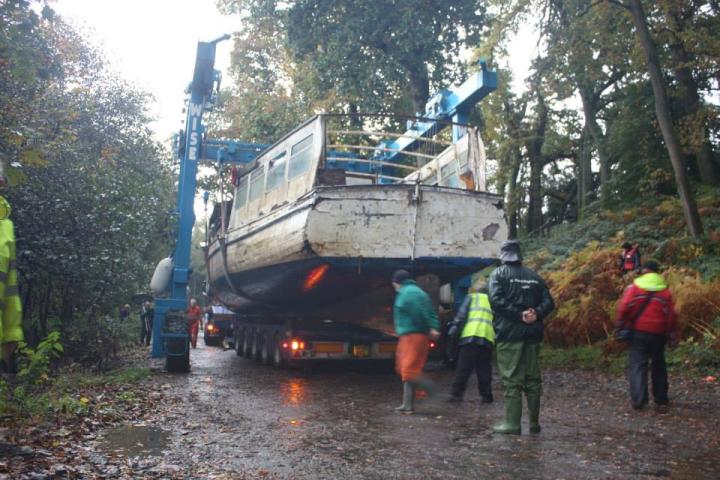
[
  {"xmin": 628, "ymin": 0, "xmax": 703, "ymax": 238},
  {"xmin": 506, "ymin": 150, "xmax": 522, "ymax": 239},
  {"xmin": 527, "ymin": 155, "xmax": 543, "ymax": 234},
  {"xmin": 665, "ymin": 9, "xmax": 719, "ymax": 184},
  {"xmin": 577, "ymin": 126, "xmax": 593, "ymax": 215},
  {"xmin": 406, "ymin": 63, "xmax": 430, "ymax": 114},
  {"xmin": 579, "ymin": 87, "xmax": 613, "ymax": 203},
  {"xmin": 525, "ymin": 92, "xmax": 548, "ymax": 234}
]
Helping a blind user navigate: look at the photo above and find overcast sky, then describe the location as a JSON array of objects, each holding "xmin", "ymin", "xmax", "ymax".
[
  {"xmin": 53, "ymin": 0, "xmax": 536, "ymax": 142},
  {"xmin": 53, "ymin": 0, "xmax": 243, "ymax": 141}
]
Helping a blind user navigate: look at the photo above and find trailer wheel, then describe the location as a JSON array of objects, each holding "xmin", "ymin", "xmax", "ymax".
[
  {"xmin": 272, "ymin": 335, "xmax": 286, "ymax": 369},
  {"xmin": 260, "ymin": 332, "xmax": 271, "ymax": 365},
  {"xmin": 243, "ymin": 331, "xmax": 253, "ymax": 359},
  {"xmin": 252, "ymin": 331, "xmax": 263, "ymax": 361},
  {"xmin": 166, "ymin": 349, "xmax": 190, "ymax": 373},
  {"xmin": 235, "ymin": 329, "xmax": 244, "ymax": 357}
]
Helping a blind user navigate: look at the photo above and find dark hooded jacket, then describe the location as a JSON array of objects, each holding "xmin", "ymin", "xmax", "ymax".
[{"xmin": 488, "ymin": 263, "xmax": 555, "ymax": 343}]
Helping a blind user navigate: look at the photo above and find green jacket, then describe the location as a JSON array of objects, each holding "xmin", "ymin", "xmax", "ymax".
[{"xmin": 393, "ymin": 280, "xmax": 440, "ymax": 336}]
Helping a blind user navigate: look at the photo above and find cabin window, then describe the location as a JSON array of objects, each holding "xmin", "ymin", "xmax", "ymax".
[
  {"xmin": 422, "ymin": 171, "xmax": 438, "ymax": 185},
  {"xmin": 235, "ymin": 176, "xmax": 249, "ymax": 210},
  {"xmin": 458, "ymin": 149, "xmax": 469, "ymax": 172},
  {"xmin": 288, "ymin": 134, "xmax": 314, "ymax": 180},
  {"xmin": 266, "ymin": 151, "xmax": 287, "ymax": 191},
  {"xmin": 441, "ymin": 159, "xmax": 460, "ymax": 188},
  {"xmin": 248, "ymin": 167, "xmax": 265, "ymax": 202},
  {"xmin": 346, "ymin": 175, "xmax": 373, "ymax": 186}
]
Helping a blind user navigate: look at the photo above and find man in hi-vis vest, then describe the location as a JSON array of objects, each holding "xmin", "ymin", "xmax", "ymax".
[
  {"xmin": 447, "ymin": 279, "xmax": 495, "ymax": 404},
  {"xmin": 0, "ymin": 195, "xmax": 23, "ymax": 371}
]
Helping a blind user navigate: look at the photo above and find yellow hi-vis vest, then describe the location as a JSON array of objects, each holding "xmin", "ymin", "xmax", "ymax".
[
  {"xmin": 0, "ymin": 210, "xmax": 23, "ymax": 345},
  {"xmin": 460, "ymin": 293, "xmax": 495, "ymax": 344}
]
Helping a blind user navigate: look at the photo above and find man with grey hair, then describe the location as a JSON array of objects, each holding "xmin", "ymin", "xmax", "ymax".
[{"xmin": 488, "ymin": 240, "xmax": 555, "ymax": 434}]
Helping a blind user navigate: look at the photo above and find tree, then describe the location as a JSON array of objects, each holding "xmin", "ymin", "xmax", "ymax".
[
  {"xmin": 1, "ymin": 1, "xmax": 175, "ymax": 352},
  {"xmin": 618, "ymin": 0, "xmax": 704, "ymax": 237},
  {"xmin": 658, "ymin": 0, "xmax": 719, "ymax": 184},
  {"xmin": 218, "ymin": 0, "xmax": 489, "ymax": 115}
]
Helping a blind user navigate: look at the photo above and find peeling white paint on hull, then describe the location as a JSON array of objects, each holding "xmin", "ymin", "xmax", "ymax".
[{"xmin": 207, "ymin": 184, "xmax": 507, "ymax": 318}]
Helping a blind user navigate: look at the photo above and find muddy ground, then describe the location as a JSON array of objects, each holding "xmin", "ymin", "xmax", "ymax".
[{"xmin": 90, "ymin": 338, "xmax": 718, "ymax": 479}]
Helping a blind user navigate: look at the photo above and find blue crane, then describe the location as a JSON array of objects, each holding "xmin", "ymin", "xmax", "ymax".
[
  {"xmin": 150, "ymin": 36, "xmax": 265, "ymax": 368},
  {"xmin": 150, "ymin": 36, "xmax": 496, "ymax": 371}
]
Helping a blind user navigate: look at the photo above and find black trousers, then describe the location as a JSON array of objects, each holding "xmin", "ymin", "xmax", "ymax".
[
  {"xmin": 451, "ymin": 343, "xmax": 493, "ymax": 399},
  {"xmin": 140, "ymin": 320, "xmax": 152, "ymax": 346},
  {"xmin": 629, "ymin": 331, "xmax": 668, "ymax": 408}
]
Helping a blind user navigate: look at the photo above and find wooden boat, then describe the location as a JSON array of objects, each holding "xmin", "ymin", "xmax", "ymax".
[{"xmin": 206, "ymin": 114, "xmax": 507, "ymax": 331}]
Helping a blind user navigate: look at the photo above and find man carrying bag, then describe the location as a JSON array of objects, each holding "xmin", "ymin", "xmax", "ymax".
[{"xmin": 615, "ymin": 260, "xmax": 678, "ymax": 410}]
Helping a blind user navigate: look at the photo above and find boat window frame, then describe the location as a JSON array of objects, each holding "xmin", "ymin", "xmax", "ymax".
[
  {"xmin": 288, "ymin": 134, "xmax": 314, "ymax": 180},
  {"xmin": 266, "ymin": 150, "xmax": 288, "ymax": 192},
  {"xmin": 248, "ymin": 165, "xmax": 266, "ymax": 202},
  {"xmin": 234, "ymin": 175, "xmax": 249, "ymax": 210},
  {"xmin": 441, "ymin": 158, "xmax": 460, "ymax": 188}
]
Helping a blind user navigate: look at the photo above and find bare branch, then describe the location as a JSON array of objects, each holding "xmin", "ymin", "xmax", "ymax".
[{"xmin": 605, "ymin": 0, "xmax": 629, "ymax": 10}]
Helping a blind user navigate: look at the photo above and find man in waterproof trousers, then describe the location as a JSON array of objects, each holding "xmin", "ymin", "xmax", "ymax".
[
  {"xmin": 488, "ymin": 240, "xmax": 555, "ymax": 434},
  {"xmin": 615, "ymin": 260, "xmax": 678, "ymax": 410},
  {"xmin": 0, "ymin": 196, "xmax": 23, "ymax": 373},
  {"xmin": 392, "ymin": 270, "xmax": 440, "ymax": 414},
  {"xmin": 447, "ymin": 279, "xmax": 495, "ymax": 404},
  {"xmin": 186, "ymin": 298, "xmax": 203, "ymax": 349},
  {"xmin": 140, "ymin": 301, "xmax": 154, "ymax": 347}
]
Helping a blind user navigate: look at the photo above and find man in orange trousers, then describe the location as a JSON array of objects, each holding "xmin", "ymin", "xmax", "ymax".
[{"xmin": 392, "ymin": 270, "xmax": 440, "ymax": 414}]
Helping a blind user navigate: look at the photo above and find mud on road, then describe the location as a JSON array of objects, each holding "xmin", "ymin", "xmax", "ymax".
[{"xmin": 96, "ymin": 340, "xmax": 719, "ymax": 479}]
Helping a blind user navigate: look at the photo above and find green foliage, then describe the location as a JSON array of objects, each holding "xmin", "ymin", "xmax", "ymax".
[
  {"xmin": 1, "ymin": 332, "xmax": 62, "ymax": 417},
  {"xmin": 667, "ymin": 331, "xmax": 720, "ymax": 377},
  {"xmin": 82, "ymin": 367, "xmax": 151, "ymax": 386},
  {"xmin": 540, "ymin": 345, "xmax": 625, "ymax": 374},
  {"xmin": 16, "ymin": 331, "xmax": 63, "ymax": 387},
  {"xmin": 1, "ymin": 1, "xmax": 175, "ymax": 360}
]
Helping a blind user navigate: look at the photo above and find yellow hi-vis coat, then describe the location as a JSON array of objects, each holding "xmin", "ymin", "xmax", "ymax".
[
  {"xmin": 0, "ymin": 197, "xmax": 22, "ymax": 345},
  {"xmin": 460, "ymin": 293, "xmax": 495, "ymax": 344}
]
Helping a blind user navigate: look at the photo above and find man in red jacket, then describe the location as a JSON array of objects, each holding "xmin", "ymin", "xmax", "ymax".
[{"xmin": 616, "ymin": 260, "xmax": 678, "ymax": 409}]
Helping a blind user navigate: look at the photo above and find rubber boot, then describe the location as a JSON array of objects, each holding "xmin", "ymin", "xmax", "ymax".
[
  {"xmin": 527, "ymin": 394, "xmax": 541, "ymax": 434},
  {"xmin": 395, "ymin": 382, "xmax": 414, "ymax": 414},
  {"xmin": 412, "ymin": 376, "xmax": 437, "ymax": 400},
  {"xmin": 493, "ymin": 396, "xmax": 522, "ymax": 435}
]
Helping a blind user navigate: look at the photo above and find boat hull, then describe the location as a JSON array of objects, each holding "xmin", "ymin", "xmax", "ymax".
[{"xmin": 207, "ymin": 184, "xmax": 506, "ymax": 330}]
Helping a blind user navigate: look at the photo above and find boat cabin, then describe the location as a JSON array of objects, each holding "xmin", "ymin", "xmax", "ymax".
[{"xmin": 229, "ymin": 114, "xmax": 487, "ymax": 230}]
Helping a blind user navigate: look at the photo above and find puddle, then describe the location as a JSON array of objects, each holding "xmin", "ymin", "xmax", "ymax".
[{"xmin": 100, "ymin": 425, "xmax": 170, "ymax": 457}]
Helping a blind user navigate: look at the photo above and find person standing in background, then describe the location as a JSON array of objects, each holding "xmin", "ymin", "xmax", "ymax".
[
  {"xmin": 140, "ymin": 301, "xmax": 154, "ymax": 347},
  {"xmin": 446, "ymin": 279, "xmax": 495, "ymax": 404},
  {"xmin": 187, "ymin": 298, "xmax": 203, "ymax": 349},
  {"xmin": 616, "ymin": 260, "xmax": 678, "ymax": 410}
]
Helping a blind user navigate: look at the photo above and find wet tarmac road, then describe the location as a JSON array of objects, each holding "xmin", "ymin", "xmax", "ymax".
[{"xmin": 99, "ymin": 340, "xmax": 720, "ymax": 479}]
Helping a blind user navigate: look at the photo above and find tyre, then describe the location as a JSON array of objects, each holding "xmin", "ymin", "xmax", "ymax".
[
  {"xmin": 252, "ymin": 331, "xmax": 263, "ymax": 361},
  {"xmin": 272, "ymin": 335, "xmax": 286, "ymax": 369},
  {"xmin": 235, "ymin": 329, "xmax": 244, "ymax": 356},
  {"xmin": 243, "ymin": 331, "xmax": 253, "ymax": 359},
  {"xmin": 261, "ymin": 333, "xmax": 272, "ymax": 365},
  {"xmin": 166, "ymin": 348, "xmax": 190, "ymax": 373}
]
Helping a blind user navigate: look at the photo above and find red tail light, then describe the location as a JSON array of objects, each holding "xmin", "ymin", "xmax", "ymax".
[{"xmin": 289, "ymin": 339, "xmax": 305, "ymax": 351}]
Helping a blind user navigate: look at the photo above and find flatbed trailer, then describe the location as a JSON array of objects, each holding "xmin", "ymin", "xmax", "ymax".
[{"xmin": 232, "ymin": 316, "xmax": 412, "ymax": 368}]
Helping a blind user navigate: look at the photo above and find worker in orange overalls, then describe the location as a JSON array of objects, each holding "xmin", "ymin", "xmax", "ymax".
[{"xmin": 186, "ymin": 298, "xmax": 203, "ymax": 349}]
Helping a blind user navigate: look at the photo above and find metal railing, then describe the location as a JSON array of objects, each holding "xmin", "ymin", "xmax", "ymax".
[{"xmin": 319, "ymin": 113, "xmax": 484, "ymax": 188}]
